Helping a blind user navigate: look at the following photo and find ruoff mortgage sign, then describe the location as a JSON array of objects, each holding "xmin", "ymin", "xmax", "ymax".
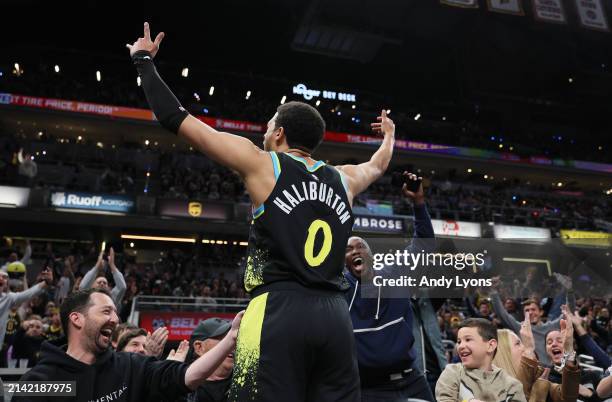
[{"xmin": 50, "ymin": 191, "xmax": 135, "ymax": 213}]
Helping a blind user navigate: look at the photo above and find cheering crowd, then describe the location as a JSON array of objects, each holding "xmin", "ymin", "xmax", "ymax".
[
  {"xmin": 0, "ymin": 18, "xmax": 610, "ymax": 401},
  {"xmin": 1, "ymin": 175, "xmax": 611, "ymax": 401}
]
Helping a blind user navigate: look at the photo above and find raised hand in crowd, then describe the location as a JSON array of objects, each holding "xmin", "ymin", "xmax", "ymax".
[
  {"xmin": 559, "ymin": 305, "xmax": 575, "ymax": 358},
  {"xmin": 145, "ymin": 326, "xmax": 169, "ymax": 358},
  {"xmin": 108, "ymin": 247, "xmax": 118, "ymax": 272},
  {"xmin": 519, "ymin": 316, "xmax": 536, "ymax": 359},
  {"xmin": 567, "ymin": 307, "xmax": 588, "ymax": 336},
  {"xmin": 36, "ymin": 267, "xmax": 54, "ymax": 288},
  {"xmin": 94, "ymin": 249, "xmax": 106, "ymax": 272},
  {"xmin": 401, "ymin": 172, "xmax": 425, "ymax": 205},
  {"xmin": 167, "ymin": 340, "xmax": 189, "ymax": 362}
]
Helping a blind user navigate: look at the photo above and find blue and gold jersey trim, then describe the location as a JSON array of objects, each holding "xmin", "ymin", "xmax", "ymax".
[
  {"xmin": 270, "ymin": 152, "xmax": 281, "ymax": 180},
  {"xmin": 284, "ymin": 153, "xmax": 326, "ymax": 172},
  {"xmin": 252, "ymin": 204, "xmax": 265, "ymax": 219}
]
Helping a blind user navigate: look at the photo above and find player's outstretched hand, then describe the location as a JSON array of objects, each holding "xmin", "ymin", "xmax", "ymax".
[
  {"xmin": 126, "ymin": 22, "xmax": 165, "ymax": 58},
  {"xmin": 228, "ymin": 311, "xmax": 245, "ymax": 343},
  {"xmin": 371, "ymin": 109, "xmax": 395, "ymax": 138}
]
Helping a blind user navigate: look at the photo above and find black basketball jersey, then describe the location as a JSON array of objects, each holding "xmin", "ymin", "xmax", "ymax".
[{"xmin": 243, "ymin": 152, "xmax": 354, "ymax": 293}]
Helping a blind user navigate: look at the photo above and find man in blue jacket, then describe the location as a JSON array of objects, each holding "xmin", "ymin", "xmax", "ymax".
[{"xmin": 344, "ymin": 172, "xmax": 436, "ymax": 402}]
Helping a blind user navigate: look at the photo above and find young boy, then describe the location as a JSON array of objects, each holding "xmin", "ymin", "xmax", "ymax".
[{"xmin": 436, "ymin": 318, "xmax": 526, "ymax": 402}]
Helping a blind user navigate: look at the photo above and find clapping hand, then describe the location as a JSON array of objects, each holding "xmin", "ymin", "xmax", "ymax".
[
  {"xmin": 145, "ymin": 326, "xmax": 169, "ymax": 358},
  {"xmin": 560, "ymin": 305, "xmax": 575, "ymax": 354},
  {"xmin": 519, "ymin": 316, "xmax": 536, "ymax": 359},
  {"xmin": 167, "ymin": 340, "xmax": 190, "ymax": 362}
]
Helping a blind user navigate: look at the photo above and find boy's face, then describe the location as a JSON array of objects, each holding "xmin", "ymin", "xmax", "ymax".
[{"xmin": 456, "ymin": 327, "xmax": 497, "ymax": 369}]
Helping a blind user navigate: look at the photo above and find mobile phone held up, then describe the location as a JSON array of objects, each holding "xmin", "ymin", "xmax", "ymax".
[{"xmin": 391, "ymin": 171, "xmax": 422, "ymax": 193}]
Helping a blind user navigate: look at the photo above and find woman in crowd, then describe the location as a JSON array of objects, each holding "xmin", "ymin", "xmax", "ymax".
[{"xmin": 493, "ymin": 306, "xmax": 579, "ymax": 402}]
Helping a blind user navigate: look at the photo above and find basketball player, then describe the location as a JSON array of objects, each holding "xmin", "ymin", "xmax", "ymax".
[{"xmin": 127, "ymin": 22, "xmax": 395, "ymax": 402}]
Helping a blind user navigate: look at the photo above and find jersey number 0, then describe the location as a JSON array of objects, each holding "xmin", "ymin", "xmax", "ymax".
[{"xmin": 304, "ymin": 219, "xmax": 332, "ymax": 267}]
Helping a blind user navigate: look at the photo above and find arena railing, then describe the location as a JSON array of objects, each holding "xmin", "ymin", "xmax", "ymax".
[
  {"xmin": 578, "ymin": 354, "xmax": 605, "ymax": 373},
  {"xmin": 128, "ymin": 295, "xmax": 250, "ymax": 325}
]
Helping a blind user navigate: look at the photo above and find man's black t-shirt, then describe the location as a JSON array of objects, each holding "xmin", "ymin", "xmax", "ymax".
[
  {"xmin": 188, "ymin": 377, "xmax": 231, "ymax": 402},
  {"xmin": 13, "ymin": 341, "xmax": 190, "ymax": 401}
]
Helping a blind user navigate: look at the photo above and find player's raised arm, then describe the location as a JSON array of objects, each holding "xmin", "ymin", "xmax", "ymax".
[
  {"xmin": 126, "ymin": 22, "xmax": 268, "ymax": 177},
  {"xmin": 336, "ymin": 109, "xmax": 395, "ymax": 201}
]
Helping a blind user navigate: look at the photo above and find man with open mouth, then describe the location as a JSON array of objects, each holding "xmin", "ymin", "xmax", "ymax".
[
  {"xmin": 13, "ymin": 288, "xmax": 243, "ymax": 402},
  {"xmin": 344, "ymin": 172, "xmax": 441, "ymax": 402}
]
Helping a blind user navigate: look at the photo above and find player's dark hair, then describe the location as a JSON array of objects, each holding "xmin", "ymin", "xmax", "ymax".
[
  {"xmin": 275, "ymin": 101, "xmax": 325, "ymax": 153},
  {"xmin": 60, "ymin": 288, "xmax": 112, "ymax": 337}
]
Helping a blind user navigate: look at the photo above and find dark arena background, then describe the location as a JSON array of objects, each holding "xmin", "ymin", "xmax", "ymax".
[{"xmin": 0, "ymin": 1, "xmax": 611, "ymax": 401}]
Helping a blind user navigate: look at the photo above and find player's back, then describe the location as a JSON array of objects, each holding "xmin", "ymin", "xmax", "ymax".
[{"xmin": 244, "ymin": 152, "xmax": 354, "ymax": 293}]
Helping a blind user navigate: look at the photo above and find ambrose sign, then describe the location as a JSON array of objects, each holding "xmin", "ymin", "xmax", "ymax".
[{"xmin": 353, "ymin": 214, "xmax": 406, "ymax": 234}]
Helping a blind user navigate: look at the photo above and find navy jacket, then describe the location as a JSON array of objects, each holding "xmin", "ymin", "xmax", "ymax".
[{"xmin": 344, "ymin": 204, "xmax": 435, "ymax": 382}]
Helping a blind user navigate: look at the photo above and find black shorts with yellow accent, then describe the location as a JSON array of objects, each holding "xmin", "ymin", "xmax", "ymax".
[{"xmin": 229, "ymin": 282, "xmax": 360, "ymax": 402}]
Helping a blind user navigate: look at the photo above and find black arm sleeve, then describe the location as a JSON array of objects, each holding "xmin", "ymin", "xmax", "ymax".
[{"xmin": 132, "ymin": 50, "xmax": 189, "ymax": 134}]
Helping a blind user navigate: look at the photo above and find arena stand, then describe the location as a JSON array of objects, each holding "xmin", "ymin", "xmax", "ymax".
[{"xmin": 0, "ymin": 59, "xmax": 610, "ymax": 402}]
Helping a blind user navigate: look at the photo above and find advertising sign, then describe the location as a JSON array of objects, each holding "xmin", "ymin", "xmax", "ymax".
[
  {"xmin": 139, "ymin": 312, "xmax": 237, "ymax": 341},
  {"xmin": 292, "ymin": 83, "xmax": 356, "ymax": 102},
  {"xmin": 493, "ymin": 224, "xmax": 551, "ymax": 242},
  {"xmin": 0, "ymin": 186, "xmax": 30, "ymax": 208},
  {"xmin": 50, "ymin": 191, "xmax": 134, "ymax": 213},
  {"xmin": 560, "ymin": 229, "xmax": 612, "ymax": 247},
  {"xmin": 157, "ymin": 199, "xmax": 232, "ymax": 220},
  {"xmin": 432, "ymin": 219, "xmax": 482, "ymax": 238},
  {"xmin": 353, "ymin": 214, "xmax": 406, "ymax": 234}
]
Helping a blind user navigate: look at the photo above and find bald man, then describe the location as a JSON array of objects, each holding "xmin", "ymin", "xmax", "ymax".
[{"xmin": 344, "ymin": 173, "xmax": 438, "ymax": 402}]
